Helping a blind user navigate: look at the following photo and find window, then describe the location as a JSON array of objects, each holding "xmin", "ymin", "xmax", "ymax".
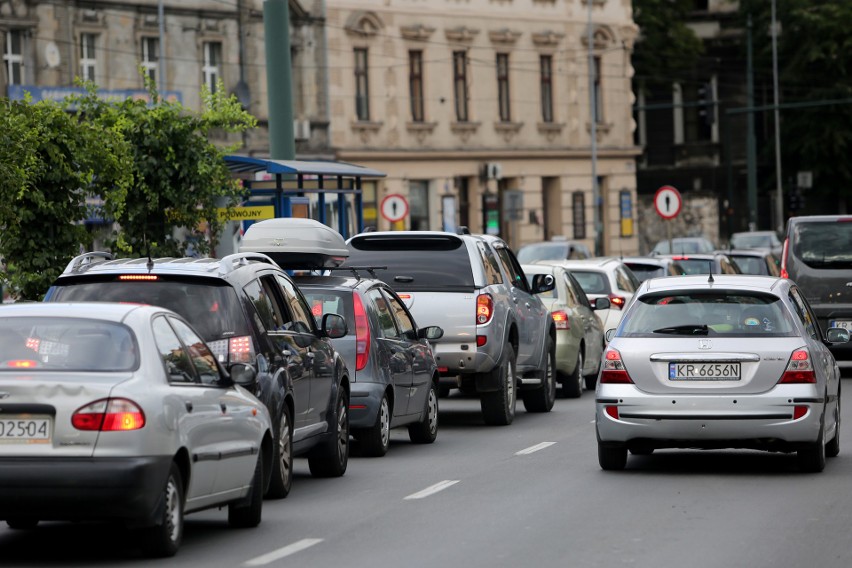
[
  {"xmin": 153, "ymin": 316, "xmax": 195, "ymax": 384},
  {"xmin": 368, "ymin": 288, "xmax": 399, "ymax": 339},
  {"xmin": 476, "ymin": 241, "xmax": 504, "ymax": 285},
  {"xmin": 409, "ymin": 50, "xmax": 424, "ymax": 122},
  {"xmin": 4, "ymin": 30, "xmax": 24, "ymax": 86},
  {"xmin": 540, "ymin": 55, "xmax": 553, "ymax": 123},
  {"xmin": 494, "ymin": 247, "xmax": 529, "ymax": 292},
  {"xmin": 572, "ymin": 191, "xmax": 586, "ymax": 239},
  {"xmin": 202, "ymin": 41, "xmax": 222, "ymax": 94},
  {"xmin": 593, "ymin": 55, "xmax": 603, "ymax": 123},
  {"xmin": 409, "ymin": 180, "xmax": 430, "ymax": 230},
  {"xmin": 453, "ymin": 51, "xmax": 469, "ymax": 121},
  {"xmin": 80, "ymin": 33, "xmax": 97, "ymax": 83},
  {"xmin": 354, "ymin": 48, "xmax": 370, "ymax": 121},
  {"xmin": 141, "ymin": 37, "xmax": 159, "ymax": 84},
  {"xmin": 169, "ymin": 317, "xmax": 222, "ymax": 385},
  {"xmin": 683, "ymin": 81, "xmax": 713, "ymax": 142},
  {"xmin": 275, "ymin": 274, "xmax": 316, "ymax": 333},
  {"xmin": 384, "ymin": 290, "xmax": 415, "ymax": 336},
  {"xmin": 497, "ymin": 53, "xmax": 511, "ymax": 122},
  {"xmin": 244, "ymin": 278, "xmax": 285, "ymax": 333}
]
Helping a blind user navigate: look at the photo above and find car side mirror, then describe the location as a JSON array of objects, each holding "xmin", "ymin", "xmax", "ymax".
[
  {"xmin": 594, "ymin": 297, "xmax": 611, "ymax": 310},
  {"xmin": 322, "ymin": 313, "xmax": 348, "ymax": 339},
  {"xmin": 826, "ymin": 327, "xmax": 850, "ymax": 344},
  {"xmin": 418, "ymin": 326, "xmax": 444, "ymax": 341},
  {"xmin": 229, "ymin": 362, "xmax": 257, "ymax": 387},
  {"xmin": 605, "ymin": 329, "xmax": 616, "ymax": 342},
  {"xmin": 531, "ymin": 274, "xmax": 555, "ymax": 294}
]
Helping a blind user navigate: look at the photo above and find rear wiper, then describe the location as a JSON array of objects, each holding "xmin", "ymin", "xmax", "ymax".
[{"xmin": 652, "ymin": 324, "xmax": 709, "ymax": 335}]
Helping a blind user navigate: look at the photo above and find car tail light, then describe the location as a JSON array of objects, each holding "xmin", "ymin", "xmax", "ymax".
[
  {"xmin": 6, "ymin": 360, "xmax": 37, "ymax": 368},
  {"xmin": 354, "ymin": 293, "xmax": 370, "ymax": 371},
  {"xmin": 476, "ymin": 335, "xmax": 487, "ymax": 347},
  {"xmin": 72, "ymin": 398, "xmax": 145, "ymax": 431},
  {"xmin": 608, "ymin": 294, "xmax": 626, "ymax": 310},
  {"xmin": 672, "ymin": 256, "xmax": 689, "ymax": 261},
  {"xmin": 780, "ymin": 238, "xmax": 789, "ymax": 279},
  {"xmin": 778, "ymin": 348, "xmax": 816, "ymax": 384},
  {"xmin": 476, "ymin": 294, "xmax": 494, "ymax": 325},
  {"xmin": 208, "ymin": 336, "xmax": 255, "ymax": 365},
  {"xmin": 600, "ymin": 348, "xmax": 633, "ymax": 384},
  {"xmin": 118, "ymin": 274, "xmax": 159, "ymax": 281},
  {"xmin": 552, "ymin": 310, "xmax": 570, "ymax": 330}
]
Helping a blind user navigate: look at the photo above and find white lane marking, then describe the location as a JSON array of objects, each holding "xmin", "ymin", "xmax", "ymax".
[
  {"xmin": 244, "ymin": 539, "xmax": 324, "ymax": 566},
  {"xmin": 404, "ymin": 480, "xmax": 460, "ymax": 500},
  {"xmin": 515, "ymin": 441, "xmax": 557, "ymax": 455}
]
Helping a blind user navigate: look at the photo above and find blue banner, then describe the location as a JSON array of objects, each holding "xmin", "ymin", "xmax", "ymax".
[{"xmin": 7, "ymin": 85, "xmax": 182, "ymax": 105}]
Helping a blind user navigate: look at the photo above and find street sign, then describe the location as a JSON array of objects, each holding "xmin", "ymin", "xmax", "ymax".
[
  {"xmin": 654, "ymin": 185, "xmax": 682, "ymax": 220},
  {"xmin": 217, "ymin": 205, "xmax": 275, "ymax": 222},
  {"xmin": 380, "ymin": 193, "xmax": 409, "ymax": 222}
]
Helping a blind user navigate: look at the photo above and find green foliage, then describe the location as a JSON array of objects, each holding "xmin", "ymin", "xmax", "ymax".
[
  {"xmin": 632, "ymin": 0, "xmax": 704, "ymax": 89},
  {"xmin": 0, "ymin": 98, "xmax": 132, "ymax": 300}
]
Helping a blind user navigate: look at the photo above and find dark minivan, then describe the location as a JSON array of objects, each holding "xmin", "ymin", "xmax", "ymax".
[{"xmin": 782, "ymin": 215, "xmax": 852, "ymax": 368}]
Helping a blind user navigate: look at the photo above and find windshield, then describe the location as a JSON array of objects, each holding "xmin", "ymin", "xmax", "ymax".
[
  {"xmin": 619, "ymin": 292, "xmax": 797, "ymax": 337},
  {"xmin": 49, "ymin": 280, "xmax": 249, "ymax": 342},
  {"xmin": 731, "ymin": 233, "xmax": 778, "ymax": 249},
  {"xmin": 570, "ymin": 270, "xmax": 611, "ymax": 295},
  {"xmin": 0, "ymin": 317, "xmax": 138, "ymax": 372},
  {"xmin": 792, "ymin": 221, "xmax": 852, "ymax": 269}
]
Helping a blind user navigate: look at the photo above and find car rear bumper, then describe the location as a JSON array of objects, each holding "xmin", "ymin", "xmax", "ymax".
[
  {"xmin": 432, "ymin": 341, "xmax": 499, "ymax": 376},
  {"xmin": 349, "ymin": 382, "xmax": 385, "ymax": 428},
  {"xmin": 0, "ymin": 456, "xmax": 172, "ymax": 524},
  {"xmin": 596, "ymin": 384, "xmax": 824, "ymax": 450},
  {"xmin": 554, "ymin": 330, "xmax": 580, "ymax": 375}
]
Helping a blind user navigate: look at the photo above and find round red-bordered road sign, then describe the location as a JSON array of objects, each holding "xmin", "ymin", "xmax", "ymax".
[
  {"xmin": 380, "ymin": 194, "xmax": 409, "ymax": 222},
  {"xmin": 654, "ymin": 185, "xmax": 682, "ymax": 220}
]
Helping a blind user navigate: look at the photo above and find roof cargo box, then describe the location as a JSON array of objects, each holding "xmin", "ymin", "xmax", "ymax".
[{"xmin": 240, "ymin": 218, "xmax": 349, "ymax": 269}]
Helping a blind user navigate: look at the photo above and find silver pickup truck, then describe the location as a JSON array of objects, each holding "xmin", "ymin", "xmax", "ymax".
[{"xmin": 343, "ymin": 231, "xmax": 557, "ymax": 425}]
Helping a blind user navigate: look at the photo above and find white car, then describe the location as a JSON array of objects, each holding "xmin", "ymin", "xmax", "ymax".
[
  {"xmin": 0, "ymin": 303, "xmax": 272, "ymax": 557},
  {"xmin": 538, "ymin": 258, "xmax": 640, "ymax": 335}
]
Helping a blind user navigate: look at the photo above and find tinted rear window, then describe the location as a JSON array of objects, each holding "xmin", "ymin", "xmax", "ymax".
[
  {"xmin": 730, "ymin": 256, "xmax": 767, "ymax": 275},
  {"xmin": 625, "ymin": 263, "xmax": 665, "ymax": 282},
  {"xmin": 345, "ymin": 236, "xmax": 475, "ymax": 291},
  {"xmin": 570, "ymin": 270, "xmax": 611, "ymax": 295},
  {"xmin": 49, "ymin": 280, "xmax": 248, "ymax": 342},
  {"xmin": 792, "ymin": 221, "xmax": 852, "ymax": 269},
  {"xmin": 675, "ymin": 259, "xmax": 716, "ymax": 274},
  {"xmin": 620, "ymin": 292, "xmax": 797, "ymax": 337},
  {"xmin": 0, "ymin": 317, "xmax": 137, "ymax": 372}
]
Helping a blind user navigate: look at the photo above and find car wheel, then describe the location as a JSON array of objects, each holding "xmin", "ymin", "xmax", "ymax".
[
  {"xmin": 360, "ymin": 392, "xmax": 391, "ymax": 457},
  {"xmin": 5, "ymin": 519, "xmax": 38, "ymax": 530},
  {"xmin": 827, "ymin": 385, "xmax": 841, "ymax": 458},
  {"xmin": 140, "ymin": 463, "xmax": 184, "ymax": 558},
  {"xmin": 409, "ymin": 379, "xmax": 439, "ymax": 444},
  {"xmin": 480, "ymin": 343, "xmax": 517, "ymax": 426},
  {"xmin": 523, "ymin": 337, "xmax": 556, "ymax": 412},
  {"xmin": 629, "ymin": 448, "xmax": 654, "ymax": 456},
  {"xmin": 559, "ymin": 348, "xmax": 584, "ymax": 399},
  {"xmin": 797, "ymin": 412, "xmax": 826, "ymax": 473},
  {"xmin": 598, "ymin": 439, "xmax": 627, "ymax": 471},
  {"xmin": 266, "ymin": 405, "xmax": 293, "ymax": 499},
  {"xmin": 308, "ymin": 387, "xmax": 350, "ymax": 477},
  {"xmin": 228, "ymin": 453, "xmax": 264, "ymax": 528}
]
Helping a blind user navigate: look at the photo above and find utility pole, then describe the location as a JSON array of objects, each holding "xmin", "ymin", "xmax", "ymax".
[
  {"xmin": 771, "ymin": 0, "xmax": 784, "ymax": 234},
  {"xmin": 157, "ymin": 0, "xmax": 166, "ymax": 90},
  {"xmin": 746, "ymin": 14, "xmax": 758, "ymax": 231},
  {"xmin": 264, "ymin": 0, "xmax": 295, "ymax": 159},
  {"xmin": 587, "ymin": 0, "xmax": 601, "ymax": 256}
]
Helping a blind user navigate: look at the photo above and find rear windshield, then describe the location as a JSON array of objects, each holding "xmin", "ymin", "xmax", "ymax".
[
  {"xmin": 49, "ymin": 280, "xmax": 248, "ymax": 342},
  {"xmin": 625, "ymin": 263, "xmax": 665, "ymax": 282},
  {"xmin": 731, "ymin": 233, "xmax": 778, "ymax": 249},
  {"xmin": 300, "ymin": 288, "xmax": 354, "ymax": 331},
  {"xmin": 792, "ymin": 221, "xmax": 852, "ymax": 269},
  {"xmin": 674, "ymin": 259, "xmax": 716, "ymax": 275},
  {"xmin": 619, "ymin": 292, "xmax": 797, "ymax": 337},
  {"xmin": 0, "ymin": 317, "xmax": 138, "ymax": 372},
  {"xmin": 730, "ymin": 256, "xmax": 767, "ymax": 275},
  {"xmin": 570, "ymin": 270, "xmax": 611, "ymax": 295},
  {"xmin": 345, "ymin": 236, "xmax": 475, "ymax": 291},
  {"xmin": 517, "ymin": 243, "xmax": 568, "ymax": 263}
]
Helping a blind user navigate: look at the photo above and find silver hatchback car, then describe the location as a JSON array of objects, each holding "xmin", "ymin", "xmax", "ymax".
[{"xmin": 596, "ymin": 275, "xmax": 849, "ymax": 472}]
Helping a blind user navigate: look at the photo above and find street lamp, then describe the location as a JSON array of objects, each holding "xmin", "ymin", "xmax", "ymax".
[
  {"xmin": 587, "ymin": 0, "xmax": 601, "ymax": 256},
  {"xmin": 771, "ymin": 0, "xmax": 783, "ymax": 234}
]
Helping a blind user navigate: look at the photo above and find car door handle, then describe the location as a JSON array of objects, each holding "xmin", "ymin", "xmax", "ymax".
[{"xmin": 185, "ymin": 401, "xmax": 193, "ymax": 412}]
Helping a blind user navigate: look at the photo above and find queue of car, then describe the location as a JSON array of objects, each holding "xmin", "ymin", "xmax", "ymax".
[{"xmin": 0, "ymin": 220, "xmax": 848, "ymax": 557}]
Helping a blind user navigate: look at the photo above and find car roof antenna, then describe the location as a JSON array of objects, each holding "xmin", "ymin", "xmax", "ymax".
[
  {"xmin": 708, "ymin": 273, "xmax": 715, "ymax": 284},
  {"xmin": 144, "ymin": 233, "xmax": 154, "ymax": 273}
]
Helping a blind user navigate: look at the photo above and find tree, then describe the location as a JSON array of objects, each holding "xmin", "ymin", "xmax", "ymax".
[
  {"xmin": 632, "ymin": 0, "xmax": 704, "ymax": 90},
  {"xmin": 0, "ymin": 98, "xmax": 132, "ymax": 300},
  {"xmin": 71, "ymin": 80, "xmax": 257, "ymax": 258}
]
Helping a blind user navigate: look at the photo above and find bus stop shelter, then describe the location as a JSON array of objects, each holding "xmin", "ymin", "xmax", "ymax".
[{"xmin": 225, "ymin": 155, "xmax": 386, "ymax": 239}]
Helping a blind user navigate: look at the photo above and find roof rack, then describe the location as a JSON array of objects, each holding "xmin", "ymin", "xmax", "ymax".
[
  {"xmin": 218, "ymin": 252, "xmax": 276, "ymax": 275},
  {"xmin": 63, "ymin": 251, "xmax": 114, "ymax": 274},
  {"xmin": 326, "ymin": 265, "xmax": 387, "ymax": 279}
]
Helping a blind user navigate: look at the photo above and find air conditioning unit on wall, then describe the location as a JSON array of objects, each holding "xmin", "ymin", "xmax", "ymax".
[{"xmin": 293, "ymin": 119, "xmax": 311, "ymax": 140}]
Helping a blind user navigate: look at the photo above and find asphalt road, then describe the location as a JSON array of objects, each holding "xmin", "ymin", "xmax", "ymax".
[{"xmin": 3, "ymin": 383, "xmax": 852, "ymax": 568}]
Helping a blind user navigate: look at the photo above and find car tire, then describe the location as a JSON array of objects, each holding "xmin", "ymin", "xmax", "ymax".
[
  {"xmin": 629, "ymin": 448, "xmax": 654, "ymax": 456},
  {"xmin": 797, "ymin": 413, "xmax": 826, "ymax": 473},
  {"xmin": 827, "ymin": 385, "xmax": 841, "ymax": 458},
  {"xmin": 480, "ymin": 343, "xmax": 517, "ymax": 426},
  {"xmin": 584, "ymin": 370, "xmax": 597, "ymax": 391},
  {"xmin": 228, "ymin": 453, "xmax": 264, "ymax": 528},
  {"xmin": 140, "ymin": 463, "xmax": 184, "ymax": 558},
  {"xmin": 437, "ymin": 384, "xmax": 452, "ymax": 398},
  {"xmin": 5, "ymin": 519, "xmax": 38, "ymax": 530},
  {"xmin": 559, "ymin": 348, "xmax": 584, "ymax": 399},
  {"xmin": 523, "ymin": 337, "xmax": 556, "ymax": 412},
  {"xmin": 409, "ymin": 379, "xmax": 439, "ymax": 444},
  {"xmin": 308, "ymin": 386, "xmax": 350, "ymax": 477},
  {"xmin": 359, "ymin": 392, "xmax": 391, "ymax": 457},
  {"xmin": 266, "ymin": 405, "xmax": 293, "ymax": 499},
  {"xmin": 598, "ymin": 439, "xmax": 628, "ymax": 471}
]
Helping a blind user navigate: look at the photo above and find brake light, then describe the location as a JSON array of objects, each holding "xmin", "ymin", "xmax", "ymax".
[
  {"xmin": 780, "ymin": 238, "xmax": 789, "ymax": 279},
  {"xmin": 672, "ymin": 256, "xmax": 689, "ymax": 261},
  {"xmin": 72, "ymin": 398, "xmax": 145, "ymax": 431},
  {"xmin": 476, "ymin": 294, "xmax": 494, "ymax": 325},
  {"xmin": 778, "ymin": 348, "xmax": 816, "ymax": 384},
  {"xmin": 118, "ymin": 274, "xmax": 159, "ymax": 281},
  {"xmin": 354, "ymin": 293, "xmax": 370, "ymax": 371},
  {"xmin": 600, "ymin": 348, "xmax": 633, "ymax": 384},
  {"xmin": 551, "ymin": 310, "xmax": 570, "ymax": 330},
  {"xmin": 608, "ymin": 294, "xmax": 626, "ymax": 310},
  {"xmin": 6, "ymin": 360, "xmax": 37, "ymax": 368},
  {"xmin": 208, "ymin": 335, "xmax": 255, "ymax": 365}
]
